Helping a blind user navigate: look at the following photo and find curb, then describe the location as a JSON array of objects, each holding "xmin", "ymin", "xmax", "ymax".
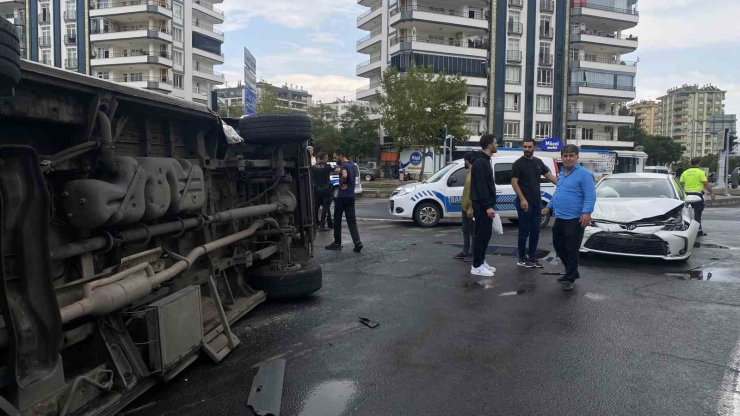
[
  {"xmin": 706, "ymin": 197, "xmax": 740, "ymax": 208},
  {"xmin": 358, "ymin": 190, "xmax": 391, "ymax": 199}
]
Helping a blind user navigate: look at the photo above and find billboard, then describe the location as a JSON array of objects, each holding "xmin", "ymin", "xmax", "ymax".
[{"xmin": 244, "ymin": 86, "xmax": 257, "ymax": 116}]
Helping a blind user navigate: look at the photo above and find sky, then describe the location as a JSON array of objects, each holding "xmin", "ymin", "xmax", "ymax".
[{"xmin": 218, "ymin": 0, "xmax": 740, "ymax": 115}]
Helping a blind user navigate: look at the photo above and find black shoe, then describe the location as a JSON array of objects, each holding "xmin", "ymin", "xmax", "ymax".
[
  {"xmin": 556, "ymin": 274, "xmax": 569, "ymax": 282},
  {"xmin": 698, "ymin": 230, "xmax": 707, "ymax": 237},
  {"xmin": 325, "ymin": 242, "xmax": 342, "ymax": 250},
  {"xmin": 453, "ymin": 251, "xmax": 468, "ymax": 259},
  {"xmin": 562, "ymin": 281, "xmax": 575, "ymax": 291},
  {"xmin": 530, "ymin": 259, "xmax": 544, "ymax": 268},
  {"xmin": 353, "ymin": 242, "xmax": 364, "ymax": 253},
  {"xmin": 517, "ymin": 259, "xmax": 535, "ymax": 268}
]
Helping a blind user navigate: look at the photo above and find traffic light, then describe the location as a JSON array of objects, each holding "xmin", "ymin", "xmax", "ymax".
[
  {"xmin": 450, "ymin": 137, "xmax": 458, "ymax": 152},
  {"xmin": 729, "ymin": 134, "xmax": 737, "ymax": 152},
  {"xmin": 438, "ymin": 127, "xmax": 446, "ymax": 147}
]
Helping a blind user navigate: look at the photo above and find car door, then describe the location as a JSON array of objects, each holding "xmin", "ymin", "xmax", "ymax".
[
  {"xmin": 443, "ymin": 165, "xmax": 468, "ymax": 218},
  {"xmin": 492, "ymin": 161, "xmax": 517, "ymax": 219}
]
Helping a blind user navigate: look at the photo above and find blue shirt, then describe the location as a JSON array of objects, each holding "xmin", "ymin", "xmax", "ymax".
[
  {"xmin": 547, "ymin": 164, "xmax": 596, "ymax": 220},
  {"xmin": 337, "ymin": 161, "xmax": 356, "ymax": 199}
]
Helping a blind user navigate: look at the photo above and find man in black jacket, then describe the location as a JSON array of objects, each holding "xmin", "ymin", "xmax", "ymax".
[{"xmin": 469, "ymin": 134, "xmax": 498, "ymax": 277}]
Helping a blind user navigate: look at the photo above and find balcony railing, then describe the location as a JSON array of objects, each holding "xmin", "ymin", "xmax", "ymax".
[
  {"xmin": 571, "ymin": 0, "xmax": 639, "ymax": 16},
  {"xmin": 508, "ymin": 0, "xmax": 523, "ymax": 8},
  {"xmin": 358, "ymin": 2, "xmax": 381, "ymax": 21},
  {"xmin": 506, "ymin": 50, "xmax": 522, "ymax": 63},
  {"xmin": 574, "ymin": 56, "xmax": 637, "ymax": 66},
  {"xmin": 65, "ymin": 58, "xmax": 78, "ymax": 68},
  {"xmin": 570, "ymin": 81, "xmax": 636, "ymax": 91},
  {"xmin": 111, "ymin": 76, "xmax": 172, "ymax": 84},
  {"xmin": 568, "ymin": 132, "xmax": 614, "ymax": 141},
  {"xmin": 357, "ymin": 81, "xmax": 381, "ymax": 93},
  {"xmin": 64, "ymin": 10, "xmax": 77, "ymax": 20},
  {"xmin": 357, "ymin": 28, "xmax": 381, "ymax": 45},
  {"xmin": 357, "ymin": 55, "xmax": 381, "ymax": 69},
  {"xmin": 41, "ymin": 59, "xmax": 52, "ymax": 65},
  {"xmin": 539, "ymin": 53, "xmax": 553, "ymax": 66},
  {"xmin": 390, "ymin": 5, "xmax": 486, "ymax": 20},
  {"xmin": 193, "ymin": 66, "xmax": 224, "ymax": 77},
  {"xmin": 93, "ymin": 50, "xmax": 172, "ymax": 59},
  {"xmin": 571, "ymin": 28, "xmax": 638, "ymax": 41},
  {"xmin": 193, "ymin": 19, "xmax": 223, "ymax": 35},
  {"xmin": 193, "ymin": 87, "xmax": 208, "ymax": 95},
  {"xmin": 92, "ymin": 0, "xmax": 171, "ymax": 10},
  {"xmin": 539, "ymin": 26, "xmax": 553, "ymax": 39},
  {"xmin": 394, "ymin": 66, "xmax": 486, "ymax": 78},
  {"xmin": 540, "ymin": 0, "xmax": 554, "ymax": 12},
  {"xmin": 38, "ymin": 13, "xmax": 50, "ymax": 23},
  {"xmin": 39, "ymin": 36, "xmax": 51, "ymax": 47},
  {"xmin": 91, "ymin": 26, "xmax": 171, "ymax": 34},
  {"xmin": 193, "ymin": 0, "xmax": 223, "ymax": 15},
  {"xmin": 193, "ymin": 46, "xmax": 224, "ymax": 58},
  {"xmin": 508, "ymin": 22, "xmax": 523, "ymax": 35},
  {"xmin": 505, "ymin": 103, "xmax": 520, "ymax": 112},
  {"xmin": 64, "ymin": 35, "xmax": 77, "ymax": 44},
  {"xmin": 569, "ymin": 106, "xmax": 619, "ymax": 116},
  {"xmin": 390, "ymin": 36, "xmax": 488, "ymax": 50}
]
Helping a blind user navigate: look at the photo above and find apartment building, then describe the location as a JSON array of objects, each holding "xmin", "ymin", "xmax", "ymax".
[
  {"xmin": 320, "ymin": 98, "xmax": 377, "ymax": 126},
  {"xmin": 628, "ymin": 99, "xmax": 658, "ymax": 135},
  {"xmin": 356, "ymin": 0, "xmax": 641, "ymax": 151},
  {"xmin": 655, "ymin": 85, "xmax": 727, "ymax": 158},
  {"xmin": 9, "ymin": 0, "xmax": 224, "ymax": 103},
  {"xmin": 257, "ymin": 81, "xmax": 312, "ymax": 114}
]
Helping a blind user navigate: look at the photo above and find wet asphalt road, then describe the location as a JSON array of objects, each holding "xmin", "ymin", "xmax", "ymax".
[{"xmin": 123, "ymin": 201, "xmax": 740, "ymax": 416}]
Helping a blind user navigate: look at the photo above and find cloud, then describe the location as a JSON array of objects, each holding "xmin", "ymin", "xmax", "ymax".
[
  {"xmin": 262, "ymin": 74, "xmax": 366, "ymax": 104},
  {"xmin": 309, "ymin": 32, "xmax": 345, "ymax": 46},
  {"xmin": 636, "ymin": 71, "xmax": 740, "ymax": 117},
  {"xmin": 221, "ymin": 0, "xmax": 359, "ymax": 31}
]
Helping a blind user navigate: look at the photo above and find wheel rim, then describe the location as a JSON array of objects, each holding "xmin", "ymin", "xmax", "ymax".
[
  {"xmin": 541, "ymin": 213, "xmax": 548, "ymax": 226},
  {"xmin": 365, "ymin": 175, "xmax": 372, "ymax": 181},
  {"xmin": 419, "ymin": 206, "xmax": 437, "ymax": 224}
]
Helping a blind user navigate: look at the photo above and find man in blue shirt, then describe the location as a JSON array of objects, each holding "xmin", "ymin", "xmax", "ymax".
[
  {"xmin": 541, "ymin": 144, "xmax": 596, "ymax": 291},
  {"xmin": 326, "ymin": 148, "xmax": 363, "ymax": 253}
]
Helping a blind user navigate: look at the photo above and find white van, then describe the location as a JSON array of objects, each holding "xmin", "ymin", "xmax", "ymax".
[{"xmin": 389, "ymin": 155, "xmax": 558, "ymax": 227}]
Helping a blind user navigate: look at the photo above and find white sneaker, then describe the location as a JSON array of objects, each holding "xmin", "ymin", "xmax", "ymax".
[
  {"xmin": 471, "ymin": 265, "xmax": 495, "ymax": 277},
  {"xmin": 483, "ymin": 261, "xmax": 497, "ymax": 273}
]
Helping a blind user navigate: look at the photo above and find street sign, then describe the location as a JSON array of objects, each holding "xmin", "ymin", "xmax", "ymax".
[{"xmin": 541, "ymin": 138, "xmax": 562, "ymax": 152}]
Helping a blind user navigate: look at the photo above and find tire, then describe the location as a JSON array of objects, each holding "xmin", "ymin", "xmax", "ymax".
[
  {"xmin": 414, "ymin": 201, "xmax": 441, "ymax": 227},
  {"xmin": 540, "ymin": 206, "xmax": 551, "ymax": 228},
  {"xmin": 364, "ymin": 174, "xmax": 373, "ymax": 182},
  {"xmin": 332, "ymin": 186, "xmax": 339, "ymax": 199},
  {"xmin": 0, "ymin": 18, "xmax": 21, "ymax": 89},
  {"xmin": 247, "ymin": 259, "xmax": 322, "ymax": 300},
  {"xmin": 238, "ymin": 114, "xmax": 311, "ymax": 144}
]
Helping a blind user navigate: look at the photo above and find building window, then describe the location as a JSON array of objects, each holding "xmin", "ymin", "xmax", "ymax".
[
  {"xmin": 537, "ymin": 68, "xmax": 552, "ymax": 87},
  {"xmin": 536, "ymin": 95, "xmax": 551, "ymax": 114},
  {"xmin": 535, "ymin": 122, "xmax": 551, "ymax": 139},
  {"xmin": 173, "ymin": 50, "xmax": 183, "ymax": 65},
  {"xmin": 505, "ymin": 93, "xmax": 520, "ymax": 112},
  {"xmin": 97, "ymin": 71, "xmax": 109, "ymax": 80},
  {"xmin": 466, "ymin": 94, "xmax": 481, "ymax": 107},
  {"xmin": 505, "ymin": 66, "xmax": 521, "ymax": 84},
  {"xmin": 173, "ymin": 3, "xmax": 183, "ymax": 18},
  {"xmin": 504, "ymin": 121, "xmax": 519, "ymax": 139},
  {"xmin": 173, "ymin": 27, "xmax": 183, "ymax": 42},
  {"xmin": 41, "ymin": 51, "xmax": 51, "ymax": 65}
]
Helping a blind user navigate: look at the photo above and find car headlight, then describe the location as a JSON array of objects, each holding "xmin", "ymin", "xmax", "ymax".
[
  {"xmin": 662, "ymin": 221, "xmax": 689, "ymax": 232},
  {"xmin": 394, "ymin": 186, "xmax": 416, "ymax": 197}
]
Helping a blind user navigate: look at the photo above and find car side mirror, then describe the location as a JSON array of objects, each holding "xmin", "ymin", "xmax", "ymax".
[
  {"xmin": 684, "ymin": 194, "xmax": 702, "ymax": 204},
  {"xmin": 448, "ymin": 177, "xmax": 458, "ymax": 186}
]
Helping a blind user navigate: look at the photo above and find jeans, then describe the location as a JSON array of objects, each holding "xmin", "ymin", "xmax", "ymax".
[
  {"xmin": 461, "ymin": 211, "xmax": 475, "ymax": 254},
  {"xmin": 333, "ymin": 197, "xmax": 361, "ymax": 245},
  {"xmin": 687, "ymin": 193, "xmax": 705, "ymax": 230},
  {"xmin": 472, "ymin": 201, "xmax": 493, "ymax": 268},
  {"xmin": 314, "ymin": 186, "xmax": 333, "ymax": 227},
  {"xmin": 515, "ymin": 199, "xmax": 542, "ymax": 260},
  {"xmin": 552, "ymin": 218, "xmax": 585, "ymax": 283}
]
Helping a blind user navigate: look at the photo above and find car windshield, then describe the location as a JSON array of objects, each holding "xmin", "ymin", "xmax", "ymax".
[
  {"xmin": 597, "ymin": 178, "xmax": 676, "ymax": 199},
  {"xmin": 425, "ymin": 164, "xmax": 458, "ymax": 184}
]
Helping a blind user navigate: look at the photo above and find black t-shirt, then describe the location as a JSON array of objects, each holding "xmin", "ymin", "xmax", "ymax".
[
  {"xmin": 311, "ymin": 162, "xmax": 334, "ymax": 188},
  {"xmin": 511, "ymin": 156, "xmax": 550, "ymax": 205}
]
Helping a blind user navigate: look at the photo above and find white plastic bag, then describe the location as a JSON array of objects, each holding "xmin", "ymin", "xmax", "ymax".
[{"xmin": 492, "ymin": 213, "xmax": 504, "ymax": 235}]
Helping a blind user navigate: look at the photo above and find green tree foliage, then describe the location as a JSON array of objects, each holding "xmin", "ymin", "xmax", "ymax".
[
  {"xmin": 256, "ymin": 89, "xmax": 290, "ymax": 115},
  {"xmin": 642, "ymin": 136, "xmax": 685, "ymax": 166},
  {"xmin": 217, "ymin": 105, "xmax": 245, "ymax": 118},
  {"xmin": 308, "ymin": 104, "xmax": 342, "ymax": 154},
  {"xmin": 378, "ymin": 66, "xmax": 469, "ymax": 178},
  {"xmin": 339, "ymin": 104, "xmax": 379, "ymax": 162}
]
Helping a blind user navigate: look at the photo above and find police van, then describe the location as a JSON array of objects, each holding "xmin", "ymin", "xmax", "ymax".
[
  {"xmin": 329, "ymin": 162, "xmax": 362, "ymax": 197},
  {"xmin": 389, "ymin": 155, "xmax": 558, "ymax": 227}
]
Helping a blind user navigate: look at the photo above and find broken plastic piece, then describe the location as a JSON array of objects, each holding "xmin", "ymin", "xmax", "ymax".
[
  {"xmin": 247, "ymin": 359, "xmax": 285, "ymax": 416},
  {"xmin": 222, "ymin": 120, "xmax": 244, "ymax": 144},
  {"xmin": 358, "ymin": 317, "xmax": 379, "ymax": 329}
]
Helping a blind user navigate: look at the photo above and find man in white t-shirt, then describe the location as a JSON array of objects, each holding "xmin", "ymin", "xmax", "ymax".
[{"xmin": 307, "ymin": 146, "xmax": 316, "ymax": 166}]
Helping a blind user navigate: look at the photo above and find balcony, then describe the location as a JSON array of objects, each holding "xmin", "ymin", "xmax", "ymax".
[
  {"xmin": 193, "ymin": 87, "xmax": 208, "ymax": 101},
  {"xmin": 64, "ymin": 35, "xmax": 77, "ymax": 44},
  {"xmin": 540, "ymin": 0, "xmax": 554, "ymax": 13},
  {"xmin": 192, "ymin": 46, "xmax": 224, "ymax": 63},
  {"xmin": 39, "ymin": 36, "xmax": 51, "ymax": 47},
  {"xmin": 567, "ymin": 133, "xmax": 633, "ymax": 149},
  {"xmin": 111, "ymin": 76, "xmax": 173, "ymax": 93},
  {"xmin": 539, "ymin": 53, "xmax": 553, "ymax": 66},
  {"xmin": 508, "ymin": 22, "xmax": 523, "ymax": 36},
  {"xmin": 192, "ymin": 0, "xmax": 224, "ymax": 23},
  {"xmin": 389, "ymin": 36, "xmax": 487, "ymax": 58},
  {"xmin": 506, "ymin": 50, "xmax": 522, "ymax": 63},
  {"xmin": 193, "ymin": 65, "xmax": 225, "ymax": 83},
  {"xmin": 65, "ymin": 58, "xmax": 78, "ymax": 69},
  {"xmin": 509, "ymin": 0, "xmax": 523, "ymax": 8},
  {"xmin": 91, "ymin": 0, "xmax": 172, "ymax": 19},
  {"xmin": 357, "ymin": 28, "xmax": 381, "ymax": 54},
  {"xmin": 389, "ymin": 5, "xmax": 488, "ymax": 31},
  {"xmin": 38, "ymin": 13, "xmax": 50, "ymax": 24},
  {"xmin": 356, "ymin": 55, "xmax": 382, "ymax": 76},
  {"xmin": 539, "ymin": 26, "xmax": 553, "ymax": 39},
  {"xmin": 356, "ymin": 81, "xmax": 381, "ymax": 101},
  {"xmin": 91, "ymin": 26, "xmax": 172, "ymax": 43},
  {"xmin": 569, "ymin": 81, "xmax": 636, "ymax": 101},
  {"xmin": 192, "ymin": 19, "xmax": 224, "ymax": 41},
  {"xmin": 41, "ymin": 58, "xmax": 52, "ymax": 66},
  {"xmin": 357, "ymin": 2, "xmax": 381, "ymax": 30},
  {"xmin": 570, "ymin": 29, "xmax": 638, "ymax": 54},
  {"xmin": 569, "ymin": 56, "xmax": 637, "ymax": 74},
  {"xmin": 466, "ymin": 104, "xmax": 485, "ymax": 117},
  {"xmin": 567, "ymin": 107, "xmax": 635, "ymax": 125},
  {"xmin": 91, "ymin": 50, "xmax": 173, "ymax": 67},
  {"xmin": 570, "ymin": 0, "xmax": 639, "ymax": 31},
  {"xmin": 5, "ymin": 11, "xmax": 25, "ymax": 25}
]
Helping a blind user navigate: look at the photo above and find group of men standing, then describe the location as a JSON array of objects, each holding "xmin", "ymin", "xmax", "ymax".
[{"xmin": 454, "ymin": 134, "xmax": 596, "ymax": 292}]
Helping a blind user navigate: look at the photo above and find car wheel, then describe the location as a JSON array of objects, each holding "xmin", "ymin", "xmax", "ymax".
[
  {"xmin": 0, "ymin": 17, "xmax": 21, "ymax": 90},
  {"xmin": 238, "ymin": 114, "xmax": 311, "ymax": 144},
  {"xmin": 332, "ymin": 186, "xmax": 339, "ymax": 199},
  {"xmin": 540, "ymin": 207, "xmax": 551, "ymax": 228},
  {"xmin": 246, "ymin": 259, "xmax": 322, "ymax": 300},
  {"xmin": 364, "ymin": 174, "xmax": 373, "ymax": 182},
  {"xmin": 414, "ymin": 202, "xmax": 441, "ymax": 227}
]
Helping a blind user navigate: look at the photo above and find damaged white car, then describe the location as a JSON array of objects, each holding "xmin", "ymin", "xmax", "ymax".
[{"xmin": 581, "ymin": 173, "xmax": 702, "ymax": 261}]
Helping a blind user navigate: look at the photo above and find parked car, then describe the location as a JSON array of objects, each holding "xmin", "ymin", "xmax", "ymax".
[
  {"xmin": 581, "ymin": 173, "xmax": 701, "ymax": 261},
  {"xmin": 643, "ymin": 166, "xmax": 671, "ymax": 174},
  {"xmin": 329, "ymin": 162, "xmax": 363, "ymax": 198},
  {"xmin": 359, "ymin": 166, "xmax": 380, "ymax": 182}
]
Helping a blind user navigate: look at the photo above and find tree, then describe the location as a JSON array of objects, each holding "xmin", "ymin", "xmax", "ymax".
[
  {"xmin": 378, "ymin": 66, "xmax": 469, "ymax": 178},
  {"xmin": 642, "ymin": 135, "xmax": 684, "ymax": 166},
  {"xmin": 218, "ymin": 105, "xmax": 244, "ymax": 118},
  {"xmin": 619, "ymin": 119, "xmax": 647, "ymax": 145},
  {"xmin": 307, "ymin": 104, "xmax": 341, "ymax": 154},
  {"xmin": 339, "ymin": 104, "xmax": 379, "ymax": 161},
  {"xmin": 256, "ymin": 89, "xmax": 290, "ymax": 115}
]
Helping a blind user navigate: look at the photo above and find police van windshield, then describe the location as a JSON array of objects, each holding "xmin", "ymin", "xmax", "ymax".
[{"xmin": 425, "ymin": 163, "xmax": 458, "ymax": 183}]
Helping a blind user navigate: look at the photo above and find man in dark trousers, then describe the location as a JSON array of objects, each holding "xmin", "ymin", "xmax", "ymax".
[
  {"xmin": 542, "ymin": 144, "xmax": 595, "ymax": 291},
  {"xmin": 310, "ymin": 152, "xmax": 334, "ymax": 231},
  {"xmin": 468, "ymin": 134, "xmax": 498, "ymax": 277},
  {"xmin": 680, "ymin": 157, "xmax": 715, "ymax": 236},
  {"xmin": 326, "ymin": 149, "xmax": 363, "ymax": 252},
  {"xmin": 511, "ymin": 138, "xmax": 558, "ymax": 268}
]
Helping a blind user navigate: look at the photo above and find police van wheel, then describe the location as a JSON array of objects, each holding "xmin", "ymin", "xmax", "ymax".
[
  {"xmin": 414, "ymin": 202, "xmax": 440, "ymax": 227},
  {"xmin": 332, "ymin": 186, "xmax": 339, "ymax": 199},
  {"xmin": 540, "ymin": 205, "xmax": 551, "ymax": 228}
]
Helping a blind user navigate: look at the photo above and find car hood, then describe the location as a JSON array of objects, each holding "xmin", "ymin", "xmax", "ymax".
[{"xmin": 593, "ymin": 198, "xmax": 685, "ymax": 223}]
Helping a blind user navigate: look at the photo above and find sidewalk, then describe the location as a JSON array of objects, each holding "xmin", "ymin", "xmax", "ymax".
[{"xmin": 706, "ymin": 194, "xmax": 740, "ymax": 207}]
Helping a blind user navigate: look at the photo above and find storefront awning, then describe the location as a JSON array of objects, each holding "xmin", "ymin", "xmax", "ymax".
[
  {"xmin": 614, "ymin": 150, "xmax": 648, "ymax": 158},
  {"xmin": 380, "ymin": 152, "xmax": 398, "ymax": 162}
]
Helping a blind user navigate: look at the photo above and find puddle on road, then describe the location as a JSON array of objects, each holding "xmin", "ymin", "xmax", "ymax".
[
  {"xmin": 466, "ymin": 279, "xmax": 496, "ymax": 289},
  {"xmin": 666, "ymin": 268, "xmax": 736, "ymax": 282},
  {"xmin": 297, "ymin": 380, "xmax": 356, "ymax": 416},
  {"xmin": 694, "ymin": 242, "xmax": 730, "ymax": 249}
]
